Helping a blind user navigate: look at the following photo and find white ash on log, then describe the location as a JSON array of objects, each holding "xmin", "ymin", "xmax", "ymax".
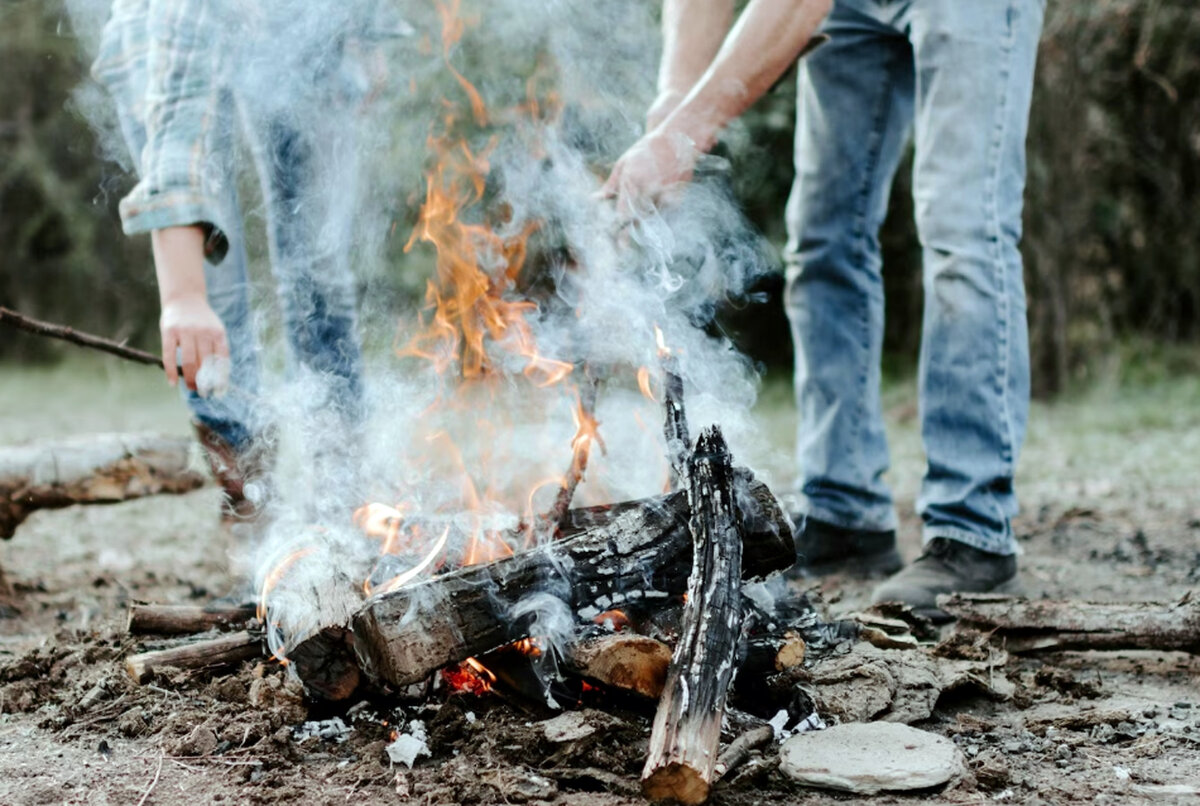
[
  {"xmin": 126, "ymin": 604, "xmax": 257, "ymax": 635},
  {"xmin": 337, "ymin": 468, "xmax": 792, "ymax": 693},
  {"xmin": 0, "ymin": 433, "xmax": 205, "ymax": 539},
  {"xmin": 938, "ymin": 592, "xmax": 1200, "ymax": 653},
  {"xmin": 642, "ymin": 428, "xmax": 745, "ymax": 806}
]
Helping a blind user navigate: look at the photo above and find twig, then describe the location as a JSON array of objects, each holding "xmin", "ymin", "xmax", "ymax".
[
  {"xmin": 136, "ymin": 751, "xmax": 164, "ymax": 806},
  {"xmin": 0, "ymin": 306, "xmax": 162, "ymax": 367},
  {"xmin": 713, "ymin": 724, "xmax": 775, "ymax": 783}
]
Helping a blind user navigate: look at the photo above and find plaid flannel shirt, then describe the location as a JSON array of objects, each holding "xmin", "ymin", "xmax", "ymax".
[
  {"xmin": 93, "ymin": 0, "xmax": 233, "ymax": 262},
  {"xmin": 92, "ymin": 1, "xmax": 408, "ymax": 265}
]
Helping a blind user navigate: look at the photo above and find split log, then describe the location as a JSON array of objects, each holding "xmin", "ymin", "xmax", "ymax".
[
  {"xmin": 939, "ymin": 593, "xmax": 1200, "ymax": 653},
  {"xmin": 343, "ymin": 467, "xmax": 790, "ymax": 692},
  {"xmin": 126, "ymin": 604, "xmax": 257, "ymax": 635},
  {"xmin": 125, "ymin": 631, "xmax": 264, "ymax": 684},
  {"xmin": 566, "ymin": 633, "xmax": 672, "ymax": 699},
  {"xmin": 642, "ymin": 428, "xmax": 745, "ymax": 806},
  {"xmin": 0, "ymin": 433, "xmax": 206, "ymax": 539},
  {"xmin": 660, "ymin": 352, "xmax": 689, "ymax": 489},
  {"xmin": 739, "ymin": 631, "xmax": 807, "ymax": 678}
]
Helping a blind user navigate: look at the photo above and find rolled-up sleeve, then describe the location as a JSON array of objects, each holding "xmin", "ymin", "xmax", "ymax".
[{"xmin": 117, "ymin": 0, "xmax": 231, "ymax": 263}]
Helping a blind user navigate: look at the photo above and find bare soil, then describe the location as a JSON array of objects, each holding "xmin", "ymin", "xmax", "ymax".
[{"xmin": 2, "ymin": 360, "xmax": 1199, "ymax": 804}]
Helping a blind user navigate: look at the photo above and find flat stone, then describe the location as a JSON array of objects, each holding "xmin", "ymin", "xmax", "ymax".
[
  {"xmin": 780, "ymin": 722, "xmax": 966, "ymax": 795},
  {"xmin": 541, "ymin": 711, "xmax": 596, "ymax": 743}
]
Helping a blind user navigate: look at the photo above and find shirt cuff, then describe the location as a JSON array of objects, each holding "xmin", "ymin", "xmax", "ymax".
[{"xmin": 119, "ymin": 189, "xmax": 230, "ymax": 265}]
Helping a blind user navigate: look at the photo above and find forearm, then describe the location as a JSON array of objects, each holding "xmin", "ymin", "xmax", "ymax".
[
  {"xmin": 658, "ymin": 0, "xmax": 735, "ymax": 98},
  {"xmin": 659, "ymin": 0, "xmax": 832, "ymax": 152},
  {"xmin": 151, "ymin": 226, "xmax": 208, "ymax": 307}
]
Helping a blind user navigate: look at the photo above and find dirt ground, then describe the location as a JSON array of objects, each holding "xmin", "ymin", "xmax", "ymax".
[{"xmin": 1, "ymin": 359, "xmax": 1198, "ymax": 805}]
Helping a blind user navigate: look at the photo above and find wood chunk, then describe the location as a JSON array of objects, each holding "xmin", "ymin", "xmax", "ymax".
[
  {"xmin": 938, "ymin": 593, "xmax": 1200, "ymax": 653},
  {"xmin": 642, "ymin": 428, "xmax": 745, "ymax": 806},
  {"xmin": 347, "ymin": 475, "xmax": 790, "ymax": 691},
  {"xmin": 125, "ymin": 631, "xmax": 263, "ymax": 684},
  {"xmin": 566, "ymin": 633, "xmax": 672, "ymax": 699},
  {"xmin": 0, "ymin": 433, "xmax": 206, "ymax": 539},
  {"xmin": 126, "ymin": 604, "xmax": 257, "ymax": 635}
]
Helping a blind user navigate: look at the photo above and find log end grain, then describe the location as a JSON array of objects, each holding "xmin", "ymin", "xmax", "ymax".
[{"xmin": 642, "ymin": 763, "xmax": 710, "ymax": 805}]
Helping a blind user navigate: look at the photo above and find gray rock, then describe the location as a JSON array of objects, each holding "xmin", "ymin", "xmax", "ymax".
[{"xmin": 780, "ymin": 722, "xmax": 966, "ymax": 795}]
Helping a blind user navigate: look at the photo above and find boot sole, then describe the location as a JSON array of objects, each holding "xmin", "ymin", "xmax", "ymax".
[{"xmin": 915, "ymin": 576, "xmax": 1026, "ymax": 624}]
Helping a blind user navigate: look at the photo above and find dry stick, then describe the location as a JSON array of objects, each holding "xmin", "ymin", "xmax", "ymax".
[
  {"xmin": 661, "ymin": 350, "xmax": 690, "ymax": 490},
  {"xmin": 136, "ymin": 751, "xmax": 164, "ymax": 806},
  {"xmin": 537, "ymin": 367, "xmax": 600, "ymax": 535},
  {"xmin": 127, "ymin": 604, "xmax": 257, "ymax": 636},
  {"xmin": 125, "ymin": 631, "xmax": 264, "ymax": 684},
  {"xmin": 0, "ymin": 306, "xmax": 162, "ymax": 367},
  {"xmin": 713, "ymin": 724, "xmax": 775, "ymax": 783},
  {"xmin": 642, "ymin": 428, "xmax": 745, "ymax": 806}
]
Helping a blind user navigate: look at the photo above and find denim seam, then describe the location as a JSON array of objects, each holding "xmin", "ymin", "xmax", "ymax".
[{"xmin": 924, "ymin": 524, "xmax": 1021, "ymax": 557}]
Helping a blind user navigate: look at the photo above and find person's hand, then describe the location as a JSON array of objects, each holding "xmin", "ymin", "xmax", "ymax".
[
  {"xmin": 159, "ymin": 293, "xmax": 229, "ymax": 394},
  {"xmin": 601, "ymin": 127, "xmax": 701, "ymax": 218}
]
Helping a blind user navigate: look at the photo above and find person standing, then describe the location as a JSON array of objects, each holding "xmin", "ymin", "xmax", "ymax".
[
  {"xmin": 606, "ymin": 0, "xmax": 1044, "ymax": 620},
  {"xmin": 91, "ymin": 0, "xmax": 369, "ymax": 529}
]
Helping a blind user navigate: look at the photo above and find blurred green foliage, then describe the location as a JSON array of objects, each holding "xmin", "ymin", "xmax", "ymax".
[{"xmin": 1, "ymin": 0, "xmax": 1198, "ymax": 396}]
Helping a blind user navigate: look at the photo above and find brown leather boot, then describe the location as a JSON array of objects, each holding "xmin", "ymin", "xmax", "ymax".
[{"xmin": 192, "ymin": 422, "xmax": 274, "ymax": 524}]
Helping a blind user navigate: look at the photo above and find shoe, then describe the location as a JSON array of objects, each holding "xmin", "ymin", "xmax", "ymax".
[
  {"xmin": 789, "ymin": 516, "xmax": 904, "ymax": 578},
  {"xmin": 870, "ymin": 538, "xmax": 1023, "ymax": 623},
  {"xmin": 192, "ymin": 422, "xmax": 274, "ymax": 524}
]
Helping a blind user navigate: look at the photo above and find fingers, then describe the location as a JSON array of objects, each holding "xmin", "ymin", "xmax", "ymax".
[
  {"xmin": 161, "ymin": 331, "xmax": 179, "ymax": 388},
  {"xmin": 179, "ymin": 334, "xmax": 199, "ymax": 392}
]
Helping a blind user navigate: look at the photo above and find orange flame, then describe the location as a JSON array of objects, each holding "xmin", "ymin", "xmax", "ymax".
[
  {"xmin": 636, "ymin": 366, "xmax": 657, "ymax": 402},
  {"xmin": 593, "ymin": 609, "xmax": 631, "ymax": 631},
  {"xmin": 257, "ymin": 547, "xmax": 316, "ymax": 622}
]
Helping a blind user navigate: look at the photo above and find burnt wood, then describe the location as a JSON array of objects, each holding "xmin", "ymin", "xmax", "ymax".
[
  {"xmin": 126, "ymin": 604, "xmax": 257, "ymax": 635},
  {"xmin": 642, "ymin": 428, "xmax": 745, "ymax": 806},
  {"xmin": 125, "ymin": 631, "xmax": 263, "ymax": 684},
  {"xmin": 344, "ymin": 468, "xmax": 790, "ymax": 692}
]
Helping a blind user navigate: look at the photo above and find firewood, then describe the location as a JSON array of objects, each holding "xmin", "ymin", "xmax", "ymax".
[
  {"xmin": 713, "ymin": 724, "xmax": 775, "ymax": 783},
  {"xmin": 938, "ymin": 592, "xmax": 1200, "ymax": 653},
  {"xmin": 126, "ymin": 604, "xmax": 257, "ymax": 636},
  {"xmin": 342, "ymin": 472, "xmax": 790, "ymax": 692},
  {"xmin": 125, "ymin": 631, "xmax": 264, "ymax": 684},
  {"xmin": 642, "ymin": 428, "xmax": 745, "ymax": 806},
  {"xmin": 661, "ymin": 352, "xmax": 690, "ymax": 489},
  {"xmin": 0, "ymin": 433, "xmax": 206, "ymax": 539},
  {"xmin": 566, "ymin": 633, "xmax": 672, "ymax": 699},
  {"xmin": 739, "ymin": 631, "xmax": 807, "ymax": 678}
]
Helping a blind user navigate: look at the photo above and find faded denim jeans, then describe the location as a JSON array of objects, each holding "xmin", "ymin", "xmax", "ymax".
[
  {"xmin": 784, "ymin": 0, "xmax": 1044, "ymax": 555},
  {"xmin": 118, "ymin": 96, "xmax": 364, "ymax": 456}
]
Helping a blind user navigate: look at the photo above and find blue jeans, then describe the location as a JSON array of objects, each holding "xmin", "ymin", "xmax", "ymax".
[
  {"xmin": 118, "ymin": 95, "xmax": 364, "ymax": 455},
  {"xmin": 784, "ymin": 0, "xmax": 1044, "ymax": 555}
]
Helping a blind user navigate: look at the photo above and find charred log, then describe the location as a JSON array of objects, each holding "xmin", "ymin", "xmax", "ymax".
[
  {"xmin": 642, "ymin": 428, "xmax": 745, "ymax": 806},
  {"xmin": 345, "ymin": 470, "xmax": 791, "ymax": 692},
  {"xmin": 0, "ymin": 433, "xmax": 206, "ymax": 539},
  {"xmin": 566, "ymin": 632, "xmax": 672, "ymax": 699}
]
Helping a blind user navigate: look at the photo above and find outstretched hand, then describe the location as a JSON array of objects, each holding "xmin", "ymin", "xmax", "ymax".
[
  {"xmin": 159, "ymin": 295, "xmax": 229, "ymax": 393},
  {"xmin": 601, "ymin": 128, "xmax": 702, "ymax": 219}
]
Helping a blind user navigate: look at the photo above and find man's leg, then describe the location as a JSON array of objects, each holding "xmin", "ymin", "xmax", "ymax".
[
  {"xmin": 873, "ymin": 0, "xmax": 1044, "ymax": 614},
  {"xmin": 784, "ymin": 0, "xmax": 914, "ymax": 572}
]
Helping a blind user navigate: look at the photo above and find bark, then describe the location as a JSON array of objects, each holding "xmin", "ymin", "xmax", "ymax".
[
  {"xmin": 642, "ymin": 428, "xmax": 745, "ymax": 806},
  {"xmin": 126, "ymin": 604, "xmax": 257, "ymax": 635},
  {"xmin": 0, "ymin": 433, "xmax": 206, "ymax": 539},
  {"xmin": 938, "ymin": 593, "xmax": 1200, "ymax": 653},
  {"xmin": 125, "ymin": 631, "xmax": 264, "ymax": 684},
  {"xmin": 345, "ymin": 470, "xmax": 790, "ymax": 692},
  {"xmin": 0, "ymin": 306, "xmax": 163, "ymax": 367}
]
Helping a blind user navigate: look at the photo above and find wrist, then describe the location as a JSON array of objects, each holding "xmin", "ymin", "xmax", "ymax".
[{"xmin": 656, "ymin": 104, "xmax": 720, "ymax": 155}]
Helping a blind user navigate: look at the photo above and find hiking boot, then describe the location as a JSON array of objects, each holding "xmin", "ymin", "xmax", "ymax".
[
  {"xmin": 192, "ymin": 422, "xmax": 274, "ymax": 525},
  {"xmin": 871, "ymin": 538, "xmax": 1023, "ymax": 623},
  {"xmin": 789, "ymin": 516, "xmax": 904, "ymax": 578}
]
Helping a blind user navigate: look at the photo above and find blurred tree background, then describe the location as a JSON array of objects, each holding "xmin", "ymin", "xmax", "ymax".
[{"xmin": 2, "ymin": 0, "xmax": 1198, "ymax": 397}]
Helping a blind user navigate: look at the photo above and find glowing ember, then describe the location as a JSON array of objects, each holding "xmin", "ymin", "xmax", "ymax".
[
  {"xmin": 443, "ymin": 657, "xmax": 497, "ymax": 695},
  {"xmin": 593, "ymin": 609, "xmax": 631, "ymax": 631}
]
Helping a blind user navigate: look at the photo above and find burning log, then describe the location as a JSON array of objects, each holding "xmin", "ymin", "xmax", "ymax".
[
  {"xmin": 343, "ymin": 463, "xmax": 790, "ymax": 692},
  {"xmin": 0, "ymin": 433, "xmax": 206, "ymax": 539},
  {"xmin": 939, "ymin": 593, "xmax": 1200, "ymax": 653},
  {"xmin": 125, "ymin": 631, "xmax": 263, "ymax": 684},
  {"xmin": 642, "ymin": 428, "xmax": 745, "ymax": 806},
  {"xmin": 566, "ymin": 632, "xmax": 672, "ymax": 699},
  {"xmin": 126, "ymin": 603, "xmax": 257, "ymax": 635}
]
